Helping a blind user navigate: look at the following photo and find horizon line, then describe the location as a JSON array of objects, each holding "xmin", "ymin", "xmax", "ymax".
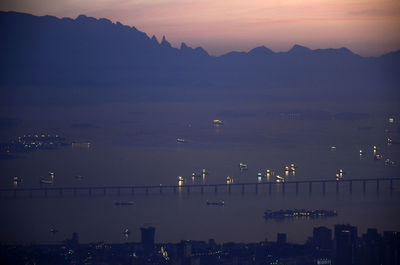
[{"xmin": 1, "ymin": 10, "xmax": 400, "ymax": 58}]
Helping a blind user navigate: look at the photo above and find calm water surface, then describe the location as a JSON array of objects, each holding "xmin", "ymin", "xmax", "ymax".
[{"xmin": 0, "ymin": 99, "xmax": 399, "ymax": 244}]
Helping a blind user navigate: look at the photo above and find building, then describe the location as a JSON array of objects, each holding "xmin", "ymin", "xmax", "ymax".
[
  {"xmin": 334, "ymin": 224, "xmax": 357, "ymax": 265},
  {"xmin": 277, "ymin": 233, "xmax": 287, "ymax": 245},
  {"xmin": 313, "ymin": 226, "xmax": 332, "ymax": 250},
  {"xmin": 141, "ymin": 226, "xmax": 155, "ymax": 254}
]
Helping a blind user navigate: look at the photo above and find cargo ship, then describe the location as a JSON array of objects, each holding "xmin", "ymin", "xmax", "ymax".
[
  {"xmin": 206, "ymin": 200, "xmax": 225, "ymax": 206},
  {"xmin": 264, "ymin": 209, "xmax": 337, "ymax": 220},
  {"xmin": 114, "ymin": 201, "xmax": 135, "ymax": 206}
]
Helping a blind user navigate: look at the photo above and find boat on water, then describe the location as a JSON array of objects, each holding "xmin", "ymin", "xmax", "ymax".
[
  {"xmin": 336, "ymin": 169, "xmax": 345, "ymax": 181},
  {"xmin": 206, "ymin": 200, "xmax": 225, "ymax": 206},
  {"xmin": 385, "ymin": 159, "xmax": 395, "ymax": 166},
  {"xmin": 276, "ymin": 175, "xmax": 285, "ymax": 182},
  {"xmin": 40, "ymin": 179, "xmax": 53, "ymax": 185},
  {"xmin": 114, "ymin": 201, "xmax": 135, "ymax": 206},
  {"xmin": 239, "ymin": 163, "xmax": 248, "ymax": 170},
  {"xmin": 213, "ymin": 120, "xmax": 224, "ymax": 126},
  {"xmin": 264, "ymin": 209, "xmax": 337, "ymax": 220},
  {"xmin": 13, "ymin": 176, "xmax": 23, "ymax": 184},
  {"xmin": 177, "ymin": 138, "xmax": 186, "ymax": 143},
  {"xmin": 75, "ymin": 175, "xmax": 84, "ymax": 180}
]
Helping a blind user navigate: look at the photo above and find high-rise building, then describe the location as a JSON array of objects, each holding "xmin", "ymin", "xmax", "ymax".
[
  {"xmin": 140, "ymin": 226, "xmax": 155, "ymax": 254},
  {"xmin": 277, "ymin": 233, "xmax": 287, "ymax": 245},
  {"xmin": 334, "ymin": 224, "xmax": 357, "ymax": 265},
  {"xmin": 313, "ymin": 226, "xmax": 332, "ymax": 250},
  {"xmin": 382, "ymin": 231, "xmax": 400, "ymax": 265}
]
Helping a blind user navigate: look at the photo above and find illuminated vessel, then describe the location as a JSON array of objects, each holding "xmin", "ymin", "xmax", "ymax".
[
  {"xmin": 177, "ymin": 138, "xmax": 186, "ymax": 143},
  {"xmin": 40, "ymin": 179, "xmax": 53, "ymax": 185},
  {"xmin": 212, "ymin": 120, "xmax": 223, "ymax": 125},
  {"xmin": 385, "ymin": 159, "xmax": 395, "ymax": 165},
  {"xmin": 114, "ymin": 201, "xmax": 135, "ymax": 206},
  {"xmin": 264, "ymin": 209, "xmax": 337, "ymax": 220},
  {"xmin": 206, "ymin": 200, "xmax": 225, "ymax": 206},
  {"xmin": 239, "ymin": 163, "xmax": 248, "ymax": 170},
  {"xmin": 276, "ymin": 175, "xmax": 285, "ymax": 182}
]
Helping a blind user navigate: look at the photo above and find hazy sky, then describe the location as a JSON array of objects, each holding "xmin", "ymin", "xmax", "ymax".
[{"xmin": 1, "ymin": 0, "xmax": 400, "ymax": 56}]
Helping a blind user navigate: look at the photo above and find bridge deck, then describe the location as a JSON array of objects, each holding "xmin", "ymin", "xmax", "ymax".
[{"xmin": 1, "ymin": 177, "xmax": 399, "ymax": 198}]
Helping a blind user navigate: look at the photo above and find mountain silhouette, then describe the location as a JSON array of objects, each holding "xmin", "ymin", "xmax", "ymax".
[{"xmin": 0, "ymin": 11, "xmax": 399, "ymax": 105}]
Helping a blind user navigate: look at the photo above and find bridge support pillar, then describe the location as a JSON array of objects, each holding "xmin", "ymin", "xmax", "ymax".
[
  {"xmin": 376, "ymin": 179, "xmax": 380, "ymax": 194},
  {"xmin": 295, "ymin": 183, "xmax": 299, "ymax": 195},
  {"xmin": 201, "ymin": 186, "xmax": 204, "ymax": 194},
  {"xmin": 390, "ymin": 179, "xmax": 393, "ymax": 194},
  {"xmin": 255, "ymin": 184, "xmax": 258, "ymax": 194},
  {"xmin": 215, "ymin": 185, "xmax": 218, "ymax": 193},
  {"xmin": 145, "ymin": 187, "xmax": 149, "ymax": 195},
  {"xmin": 309, "ymin": 182, "xmax": 312, "ymax": 194},
  {"xmin": 228, "ymin": 185, "xmax": 231, "ymax": 194},
  {"xmin": 131, "ymin": 187, "xmax": 135, "ymax": 195},
  {"xmin": 103, "ymin": 188, "xmax": 106, "ymax": 196},
  {"xmin": 336, "ymin": 182, "xmax": 339, "ymax": 195},
  {"xmin": 269, "ymin": 183, "xmax": 272, "ymax": 195},
  {"xmin": 160, "ymin": 186, "xmax": 163, "ymax": 194},
  {"xmin": 282, "ymin": 183, "xmax": 285, "ymax": 194},
  {"xmin": 187, "ymin": 186, "xmax": 190, "ymax": 194},
  {"xmin": 322, "ymin": 182, "xmax": 326, "ymax": 195},
  {"xmin": 363, "ymin": 181, "xmax": 366, "ymax": 195},
  {"xmin": 349, "ymin": 181, "xmax": 352, "ymax": 195},
  {"xmin": 242, "ymin": 184, "xmax": 245, "ymax": 194}
]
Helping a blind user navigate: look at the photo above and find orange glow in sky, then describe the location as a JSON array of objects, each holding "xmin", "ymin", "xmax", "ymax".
[{"xmin": 1, "ymin": 0, "xmax": 399, "ymax": 56}]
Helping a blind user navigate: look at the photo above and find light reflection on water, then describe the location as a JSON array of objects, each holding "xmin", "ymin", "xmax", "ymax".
[
  {"xmin": 0, "ymin": 189, "xmax": 399, "ymax": 245},
  {"xmin": 0, "ymin": 101, "xmax": 399, "ymax": 244}
]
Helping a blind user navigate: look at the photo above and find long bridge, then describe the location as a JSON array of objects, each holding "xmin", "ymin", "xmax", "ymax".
[{"xmin": 1, "ymin": 177, "xmax": 399, "ymax": 199}]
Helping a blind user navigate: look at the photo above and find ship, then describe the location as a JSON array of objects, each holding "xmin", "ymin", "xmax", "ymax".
[
  {"xmin": 13, "ymin": 176, "xmax": 23, "ymax": 184},
  {"xmin": 176, "ymin": 138, "xmax": 186, "ymax": 143},
  {"xmin": 276, "ymin": 175, "xmax": 285, "ymax": 182},
  {"xmin": 239, "ymin": 163, "xmax": 248, "ymax": 170},
  {"xmin": 385, "ymin": 159, "xmax": 395, "ymax": 166},
  {"xmin": 75, "ymin": 175, "xmax": 84, "ymax": 180},
  {"xmin": 40, "ymin": 179, "xmax": 53, "ymax": 185},
  {"xmin": 212, "ymin": 120, "xmax": 224, "ymax": 125},
  {"xmin": 264, "ymin": 209, "xmax": 337, "ymax": 220},
  {"xmin": 335, "ymin": 169, "xmax": 346, "ymax": 181},
  {"xmin": 206, "ymin": 200, "xmax": 225, "ymax": 206},
  {"xmin": 114, "ymin": 201, "xmax": 135, "ymax": 206}
]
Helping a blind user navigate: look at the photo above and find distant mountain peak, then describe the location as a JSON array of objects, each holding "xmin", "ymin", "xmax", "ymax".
[
  {"xmin": 180, "ymin": 42, "xmax": 208, "ymax": 56},
  {"xmin": 180, "ymin": 42, "xmax": 189, "ymax": 50},
  {"xmin": 76, "ymin": 14, "xmax": 87, "ymax": 20},
  {"xmin": 151, "ymin": 35, "xmax": 159, "ymax": 44},
  {"xmin": 194, "ymin": 46, "xmax": 209, "ymax": 56},
  {"xmin": 161, "ymin": 35, "xmax": 171, "ymax": 48},
  {"xmin": 249, "ymin": 46, "xmax": 274, "ymax": 55},
  {"xmin": 337, "ymin": 47, "xmax": 354, "ymax": 55},
  {"xmin": 289, "ymin": 44, "xmax": 311, "ymax": 53}
]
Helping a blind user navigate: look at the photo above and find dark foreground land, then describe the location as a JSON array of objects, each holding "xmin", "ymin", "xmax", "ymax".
[{"xmin": 1, "ymin": 224, "xmax": 399, "ymax": 265}]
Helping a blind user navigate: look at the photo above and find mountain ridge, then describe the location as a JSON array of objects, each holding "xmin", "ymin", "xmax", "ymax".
[{"xmin": 0, "ymin": 11, "xmax": 399, "ymax": 105}]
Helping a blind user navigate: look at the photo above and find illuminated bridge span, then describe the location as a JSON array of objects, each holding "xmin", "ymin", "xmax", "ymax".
[{"xmin": 1, "ymin": 177, "xmax": 399, "ymax": 198}]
